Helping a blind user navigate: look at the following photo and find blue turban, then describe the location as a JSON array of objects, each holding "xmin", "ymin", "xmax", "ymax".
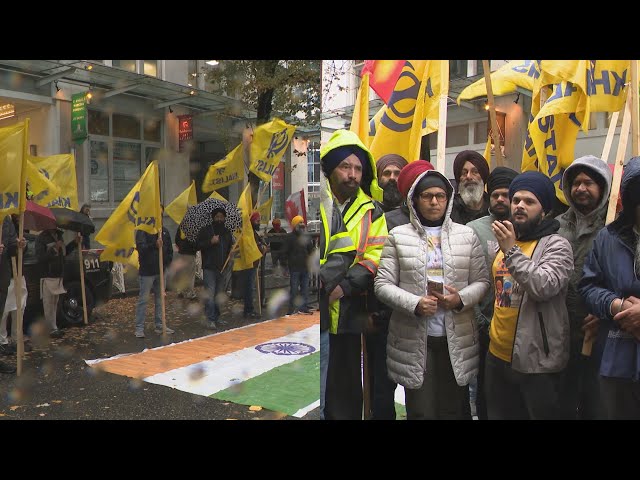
[
  {"xmin": 509, "ymin": 171, "xmax": 556, "ymax": 214},
  {"xmin": 321, "ymin": 144, "xmax": 373, "ymax": 196}
]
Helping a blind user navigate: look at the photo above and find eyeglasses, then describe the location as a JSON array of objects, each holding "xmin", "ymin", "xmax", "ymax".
[{"xmin": 419, "ymin": 192, "xmax": 447, "ymax": 203}]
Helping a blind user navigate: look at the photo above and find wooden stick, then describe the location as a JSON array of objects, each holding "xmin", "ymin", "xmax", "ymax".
[
  {"xmin": 483, "ymin": 60, "xmax": 504, "ymax": 168},
  {"xmin": 582, "ymin": 90, "xmax": 633, "ymax": 357},
  {"xmin": 601, "ymin": 111, "xmax": 619, "ymax": 162},
  {"xmin": 256, "ymin": 261, "xmax": 261, "ymax": 315},
  {"xmin": 253, "ymin": 182, "xmax": 270, "ymax": 211},
  {"xmin": 632, "ymin": 60, "xmax": 639, "ymax": 156},
  {"xmin": 221, "ymin": 241, "xmax": 239, "ymax": 273},
  {"xmin": 436, "ymin": 61, "xmax": 449, "ymax": 174},
  {"xmin": 77, "ymin": 235, "xmax": 89, "ymax": 325},
  {"xmin": 362, "ymin": 334, "xmax": 371, "ymax": 420},
  {"xmin": 158, "ymin": 219, "xmax": 167, "ymax": 334},
  {"xmin": 16, "ymin": 212, "xmax": 24, "ymax": 376}
]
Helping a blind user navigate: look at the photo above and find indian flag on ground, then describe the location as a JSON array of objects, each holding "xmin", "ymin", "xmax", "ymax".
[{"xmin": 86, "ymin": 313, "xmax": 319, "ymax": 418}]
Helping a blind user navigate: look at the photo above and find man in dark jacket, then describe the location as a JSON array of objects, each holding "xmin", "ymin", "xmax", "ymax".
[
  {"xmin": 174, "ymin": 226, "xmax": 198, "ymax": 300},
  {"xmin": 36, "ymin": 227, "xmax": 67, "ymax": 339},
  {"xmin": 241, "ymin": 212, "xmax": 267, "ymax": 319},
  {"xmin": 557, "ymin": 155, "xmax": 612, "ymax": 420},
  {"xmin": 284, "ymin": 215, "xmax": 314, "ymax": 314},
  {"xmin": 134, "ymin": 213, "xmax": 174, "ymax": 338},
  {"xmin": 0, "ymin": 215, "xmax": 25, "ymax": 373},
  {"xmin": 579, "ymin": 156, "xmax": 640, "ymax": 419},
  {"xmin": 197, "ymin": 207, "xmax": 233, "ymax": 329},
  {"xmin": 450, "ymin": 150, "xmax": 490, "ymax": 225},
  {"xmin": 266, "ymin": 218, "xmax": 288, "ymax": 277}
]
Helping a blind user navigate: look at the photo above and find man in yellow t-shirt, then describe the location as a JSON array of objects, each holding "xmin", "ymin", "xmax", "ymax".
[{"xmin": 486, "ymin": 171, "xmax": 573, "ymax": 420}]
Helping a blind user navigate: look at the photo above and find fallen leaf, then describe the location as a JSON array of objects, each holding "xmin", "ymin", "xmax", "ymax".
[
  {"xmin": 249, "ymin": 405, "xmax": 262, "ymax": 411},
  {"xmin": 36, "ymin": 403, "xmax": 50, "ymax": 408},
  {"xmin": 52, "ymin": 400, "xmax": 62, "ymax": 404},
  {"xmin": 0, "ymin": 413, "xmax": 6, "ymax": 417},
  {"xmin": 225, "ymin": 418, "xmax": 237, "ymax": 420},
  {"xmin": 9, "ymin": 406, "xmax": 22, "ymax": 411},
  {"xmin": 39, "ymin": 413, "xmax": 46, "ymax": 417}
]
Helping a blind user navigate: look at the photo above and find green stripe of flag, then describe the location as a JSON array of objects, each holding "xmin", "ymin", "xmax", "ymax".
[{"xmin": 211, "ymin": 352, "xmax": 319, "ymax": 417}]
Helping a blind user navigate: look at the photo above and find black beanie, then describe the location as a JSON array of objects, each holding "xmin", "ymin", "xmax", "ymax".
[
  {"xmin": 487, "ymin": 167, "xmax": 519, "ymax": 195},
  {"xmin": 509, "ymin": 171, "xmax": 556, "ymax": 214},
  {"xmin": 413, "ymin": 173, "xmax": 451, "ymax": 200},
  {"xmin": 321, "ymin": 144, "xmax": 373, "ymax": 195}
]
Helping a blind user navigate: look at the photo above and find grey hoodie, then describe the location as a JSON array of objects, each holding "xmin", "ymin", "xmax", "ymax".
[{"xmin": 557, "ymin": 155, "xmax": 613, "ymax": 337}]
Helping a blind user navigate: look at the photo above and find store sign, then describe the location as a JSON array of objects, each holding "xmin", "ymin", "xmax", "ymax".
[
  {"xmin": 178, "ymin": 114, "xmax": 193, "ymax": 152},
  {"xmin": 0, "ymin": 103, "xmax": 15, "ymax": 121},
  {"xmin": 272, "ymin": 161, "xmax": 285, "ymax": 190},
  {"xmin": 71, "ymin": 93, "xmax": 88, "ymax": 144}
]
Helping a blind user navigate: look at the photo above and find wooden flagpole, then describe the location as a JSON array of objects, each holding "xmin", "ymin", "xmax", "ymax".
[
  {"xmin": 15, "ymin": 213, "xmax": 24, "ymax": 376},
  {"xmin": 436, "ymin": 61, "xmax": 449, "ymax": 174},
  {"xmin": 601, "ymin": 111, "xmax": 619, "ymax": 163},
  {"xmin": 632, "ymin": 60, "xmax": 639, "ymax": 156},
  {"xmin": 255, "ymin": 261, "xmax": 262, "ymax": 315},
  {"xmin": 77, "ymin": 235, "xmax": 89, "ymax": 325},
  {"xmin": 158, "ymin": 216, "xmax": 167, "ymax": 334},
  {"xmin": 581, "ymin": 81, "xmax": 634, "ymax": 356},
  {"xmin": 483, "ymin": 60, "xmax": 504, "ymax": 168}
]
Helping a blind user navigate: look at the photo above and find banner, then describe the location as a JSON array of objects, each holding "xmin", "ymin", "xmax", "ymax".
[
  {"xmin": 208, "ymin": 190, "xmax": 226, "ymax": 201},
  {"xmin": 165, "ymin": 180, "xmax": 197, "ymax": 224},
  {"xmin": 256, "ymin": 197, "xmax": 273, "ymax": 224},
  {"xmin": 178, "ymin": 114, "xmax": 193, "ymax": 152},
  {"xmin": 249, "ymin": 118, "xmax": 296, "ymax": 182},
  {"xmin": 233, "ymin": 183, "xmax": 263, "ymax": 272},
  {"xmin": 28, "ymin": 153, "xmax": 78, "ymax": 210},
  {"xmin": 202, "ymin": 143, "xmax": 244, "ymax": 192},
  {"xmin": 0, "ymin": 121, "xmax": 28, "ymax": 219},
  {"xmin": 285, "ymin": 189, "xmax": 307, "ymax": 225},
  {"xmin": 95, "ymin": 161, "xmax": 161, "ymax": 267},
  {"xmin": 362, "ymin": 60, "xmax": 405, "ymax": 104},
  {"xmin": 350, "ymin": 72, "xmax": 371, "ymax": 146},
  {"xmin": 71, "ymin": 93, "xmax": 88, "ymax": 144},
  {"xmin": 457, "ymin": 60, "xmax": 539, "ymax": 103},
  {"xmin": 369, "ymin": 60, "xmax": 447, "ymax": 163}
]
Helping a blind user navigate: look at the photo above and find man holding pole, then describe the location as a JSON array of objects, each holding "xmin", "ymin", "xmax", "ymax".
[
  {"xmin": 557, "ymin": 155, "xmax": 611, "ymax": 420},
  {"xmin": 198, "ymin": 207, "xmax": 233, "ymax": 329},
  {"xmin": 134, "ymin": 205, "xmax": 174, "ymax": 338},
  {"xmin": 579, "ymin": 156, "xmax": 640, "ymax": 419},
  {"xmin": 241, "ymin": 211, "xmax": 267, "ymax": 319}
]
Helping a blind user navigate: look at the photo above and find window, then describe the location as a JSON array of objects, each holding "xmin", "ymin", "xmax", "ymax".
[
  {"xmin": 90, "ymin": 140, "xmax": 110, "ymax": 203},
  {"xmin": 86, "ymin": 110, "xmax": 162, "ymax": 204},
  {"xmin": 112, "ymin": 60, "xmax": 137, "ymax": 72},
  {"xmin": 308, "ymin": 142, "xmax": 321, "ymax": 184},
  {"xmin": 474, "ymin": 120, "xmax": 489, "ymax": 144},
  {"xmin": 143, "ymin": 60, "xmax": 158, "ymax": 77},
  {"xmin": 113, "ymin": 114, "xmax": 141, "ymax": 139},
  {"xmin": 445, "ymin": 124, "xmax": 469, "ymax": 148},
  {"xmin": 450, "ymin": 60, "xmax": 467, "ymax": 78}
]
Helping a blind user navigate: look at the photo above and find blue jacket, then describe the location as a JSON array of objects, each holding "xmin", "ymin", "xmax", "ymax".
[
  {"xmin": 135, "ymin": 228, "xmax": 173, "ymax": 277},
  {"xmin": 579, "ymin": 157, "xmax": 640, "ymax": 381}
]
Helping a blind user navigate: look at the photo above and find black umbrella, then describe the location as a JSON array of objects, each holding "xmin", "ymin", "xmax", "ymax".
[
  {"xmin": 50, "ymin": 208, "xmax": 95, "ymax": 236},
  {"xmin": 179, "ymin": 198, "xmax": 242, "ymax": 242}
]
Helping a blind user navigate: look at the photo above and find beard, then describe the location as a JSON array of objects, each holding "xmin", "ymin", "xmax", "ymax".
[
  {"xmin": 512, "ymin": 209, "xmax": 544, "ymax": 239},
  {"xmin": 459, "ymin": 179, "xmax": 485, "ymax": 205},
  {"xmin": 491, "ymin": 202, "xmax": 510, "ymax": 221},
  {"xmin": 334, "ymin": 179, "xmax": 360, "ymax": 202},
  {"xmin": 382, "ymin": 180, "xmax": 403, "ymax": 209}
]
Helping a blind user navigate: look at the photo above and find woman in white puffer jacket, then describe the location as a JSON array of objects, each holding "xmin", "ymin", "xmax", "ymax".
[{"xmin": 374, "ymin": 165, "xmax": 489, "ymax": 420}]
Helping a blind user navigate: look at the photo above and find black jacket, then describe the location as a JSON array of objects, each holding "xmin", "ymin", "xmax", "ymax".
[
  {"xmin": 175, "ymin": 227, "xmax": 198, "ymax": 256},
  {"xmin": 283, "ymin": 230, "xmax": 314, "ymax": 272},
  {"xmin": 450, "ymin": 192, "xmax": 490, "ymax": 225},
  {"xmin": 197, "ymin": 223, "xmax": 233, "ymax": 272},
  {"xmin": 0, "ymin": 216, "xmax": 18, "ymax": 292},
  {"xmin": 135, "ymin": 227, "xmax": 173, "ymax": 277},
  {"xmin": 36, "ymin": 229, "xmax": 65, "ymax": 278}
]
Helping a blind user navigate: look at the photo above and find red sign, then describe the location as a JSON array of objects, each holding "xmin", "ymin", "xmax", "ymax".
[
  {"xmin": 178, "ymin": 115, "xmax": 193, "ymax": 152},
  {"xmin": 272, "ymin": 162, "xmax": 285, "ymax": 190}
]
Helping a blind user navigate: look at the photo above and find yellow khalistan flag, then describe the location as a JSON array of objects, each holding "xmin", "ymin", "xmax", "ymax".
[
  {"xmin": 369, "ymin": 60, "xmax": 446, "ymax": 163},
  {"xmin": 209, "ymin": 190, "xmax": 226, "ymax": 201},
  {"xmin": 95, "ymin": 161, "xmax": 162, "ymax": 267},
  {"xmin": 350, "ymin": 72, "xmax": 371, "ymax": 146},
  {"xmin": 165, "ymin": 180, "xmax": 197, "ymax": 224},
  {"xmin": 26, "ymin": 159, "xmax": 61, "ymax": 207},
  {"xmin": 202, "ymin": 144, "xmax": 244, "ymax": 192},
  {"xmin": 0, "ymin": 121, "xmax": 28, "ymax": 219},
  {"xmin": 28, "ymin": 153, "xmax": 77, "ymax": 209},
  {"xmin": 457, "ymin": 60, "xmax": 539, "ymax": 103},
  {"xmin": 256, "ymin": 196, "xmax": 273, "ymax": 224},
  {"xmin": 233, "ymin": 183, "xmax": 263, "ymax": 272},
  {"xmin": 249, "ymin": 118, "xmax": 296, "ymax": 182}
]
